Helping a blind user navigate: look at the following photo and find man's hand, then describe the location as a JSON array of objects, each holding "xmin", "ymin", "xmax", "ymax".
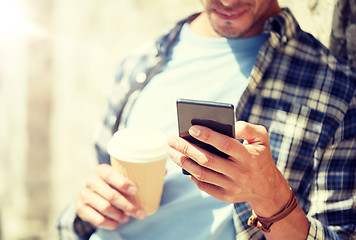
[
  {"xmin": 75, "ymin": 164, "xmax": 146, "ymax": 230},
  {"xmin": 168, "ymin": 121, "xmax": 291, "ymax": 217}
]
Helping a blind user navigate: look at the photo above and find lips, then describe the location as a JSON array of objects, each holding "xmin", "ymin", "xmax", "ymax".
[{"xmin": 212, "ymin": 7, "xmax": 248, "ymax": 21}]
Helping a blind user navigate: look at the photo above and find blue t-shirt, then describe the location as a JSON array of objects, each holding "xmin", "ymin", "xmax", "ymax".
[{"xmin": 90, "ymin": 23, "xmax": 268, "ymax": 240}]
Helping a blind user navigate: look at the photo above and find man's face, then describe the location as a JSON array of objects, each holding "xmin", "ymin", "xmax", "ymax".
[{"xmin": 200, "ymin": 0, "xmax": 278, "ymax": 38}]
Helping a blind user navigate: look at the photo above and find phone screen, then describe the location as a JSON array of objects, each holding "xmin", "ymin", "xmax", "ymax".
[{"xmin": 176, "ymin": 99, "xmax": 235, "ymax": 175}]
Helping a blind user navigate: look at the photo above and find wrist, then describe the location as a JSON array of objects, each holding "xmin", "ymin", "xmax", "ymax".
[
  {"xmin": 249, "ymin": 172, "xmax": 291, "ymax": 217},
  {"xmin": 248, "ymin": 188, "xmax": 298, "ymax": 232}
]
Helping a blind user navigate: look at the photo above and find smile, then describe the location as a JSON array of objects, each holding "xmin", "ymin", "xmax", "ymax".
[{"xmin": 213, "ymin": 7, "xmax": 249, "ymax": 21}]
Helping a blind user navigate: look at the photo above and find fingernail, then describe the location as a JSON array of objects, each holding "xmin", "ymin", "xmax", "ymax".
[
  {"xmin": 189, "ymin": 126, "xmax": 201, "ymax": 137},
  {"xmin": 121, "ymin": 215, "xmax": 130, "ymax": 223},
  {"xmin": 168, "ymin": 137, "xmax": 178, "ymax": 148},
  {"xmin": 135, "ymin": 210, "xmax": 146, "ymax": 220},
  {"xmin": 127, "ymin": 186, "xmax": 137, "ymax": 195}
]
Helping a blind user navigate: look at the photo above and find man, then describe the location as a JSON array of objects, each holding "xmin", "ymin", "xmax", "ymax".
[{"xmin": 57, "ymin": 0, "xmax": 356, "ymax": 239}]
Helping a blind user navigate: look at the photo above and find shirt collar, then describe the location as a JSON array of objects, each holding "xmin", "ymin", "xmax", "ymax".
[{"xmin": 262, "ymin": 8, "xmax": 301, "ymax": 44}]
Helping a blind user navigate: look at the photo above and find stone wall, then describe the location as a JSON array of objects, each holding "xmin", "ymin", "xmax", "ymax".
[
  {"xmin": 279, "ymin": 0, "xmax": 337, "ymax": 46},
  {"xmin": 329, "ymin": 0, "xmax": 356, "ymax": 68},
  {"xmin": 0, "ymin": 0, "xmax": 339, "ymax": 239}
]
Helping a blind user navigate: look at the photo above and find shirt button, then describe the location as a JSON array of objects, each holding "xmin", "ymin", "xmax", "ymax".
[
  {"xmin": 282, "ymin": 35, "xmax": 288, "ymax": 44},
  {"xmin": 110, "ymin": 115, "xmax": 116, "ymax": 125},
  {"xmin": 136, "ymin": 72, "xmax": 147, "ymax": 83}
]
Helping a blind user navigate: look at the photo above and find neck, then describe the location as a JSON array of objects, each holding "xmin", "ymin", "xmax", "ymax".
[{"xmin": 190, "ymin": 12, "xmax": 220, "ymax": 38}]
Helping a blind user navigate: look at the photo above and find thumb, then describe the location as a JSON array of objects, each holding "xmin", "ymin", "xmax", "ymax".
[{"xmin": 235, "ymin": 121, "xmax": 269, "ymax": 145}]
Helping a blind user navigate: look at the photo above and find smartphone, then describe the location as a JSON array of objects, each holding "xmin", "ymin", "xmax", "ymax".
[{"xmin": 176, "ymin": 99, "xmax": 235, "ymax": 175}]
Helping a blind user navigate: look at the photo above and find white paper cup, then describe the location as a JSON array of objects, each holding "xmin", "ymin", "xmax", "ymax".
[{"xmin": 107, "ymin": 128, "xmax": 167, "ymax": 215}]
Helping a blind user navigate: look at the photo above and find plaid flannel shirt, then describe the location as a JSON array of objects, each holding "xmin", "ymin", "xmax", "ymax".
[{"xmin": 57, "ymin": 9, "xmax": 356, "ymax": 240}]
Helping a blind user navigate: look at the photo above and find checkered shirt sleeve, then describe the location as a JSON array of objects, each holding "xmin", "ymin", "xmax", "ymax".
[{"xmin": 233, "ymin": 9, "xmax": 356, "ymax": 240}]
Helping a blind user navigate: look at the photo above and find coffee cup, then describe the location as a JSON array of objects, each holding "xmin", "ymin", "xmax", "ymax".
[{"xmin": 107, "ymin": 128, "xmax": 167, "ymax": 215}]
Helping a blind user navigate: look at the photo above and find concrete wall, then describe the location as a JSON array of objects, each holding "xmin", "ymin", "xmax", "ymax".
[{"xmin": 0, "ymin": 0, "xmax": 337, "ymax": 239}]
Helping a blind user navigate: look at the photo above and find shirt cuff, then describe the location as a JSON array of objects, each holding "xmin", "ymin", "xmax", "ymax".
[
  {"xmin": 306, "ymin": 215, "xmax": 339, "ymax": 240},
  {"xmin": 56, "ymin": 201, "xmax": 96, "ymax": 240}
]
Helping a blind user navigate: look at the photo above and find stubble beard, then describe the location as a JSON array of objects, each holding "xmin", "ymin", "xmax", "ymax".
[
  {"xmin": 210, "ymin": 18, "xmax": 255, "ymax": 38},
  {"xmin": 206, "ymin": 0, "xmax": 273, "ymax": 38}
]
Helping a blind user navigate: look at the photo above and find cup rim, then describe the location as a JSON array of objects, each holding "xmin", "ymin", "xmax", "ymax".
[{"xmin": 107, "ymin": 127, "xmax": 168, "ymax": 163}]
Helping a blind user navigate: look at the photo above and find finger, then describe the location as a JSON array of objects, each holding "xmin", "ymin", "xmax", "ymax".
[
  {"xmin": 76, "ymin": 202, "xmax": 120, "ymax": 230},
  {"xmin": 189, "ymin": 175, "xmax": 234, "ymax": 203},
  {"xmin": 187, "ymin": 126, "xmax": 248, "ymax": 162},
  {"xmin": 96, "ymin": 164, "xmax": 137, "ymax": 195},
  {"xmin": 79, "ymin": 187, "xmax": 130, "ymax": 224},
  {"xmin": 234, "ymin": 121, "xmax": 269, "ymax": 144},
  {"xmin": 86, "ymin": 174, "xmax": 146, "ymax": 220},
  {"xmin": 168, "ymin": 145, "xmax": 233, "ymax": 186},
  {"xmin": 168, "ymin": 136, "xmax": 236, "ymax": 174}
]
